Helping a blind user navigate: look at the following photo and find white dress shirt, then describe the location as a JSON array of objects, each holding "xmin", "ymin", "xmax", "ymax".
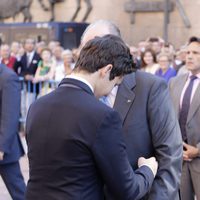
[
  {"xmin": 103, "ymin": 86, "xmax": 118, "ymax": 108},
  {"xmin": 180, "ymin": 72, "xmax": 200, "ymax": 109},
  {"xmin": 66, "ymin": 74, "xmax": 94, "ymax": 93},
  {"xmin": 26, "ymin": 51, "xmax": 34, "ymax": 67}
]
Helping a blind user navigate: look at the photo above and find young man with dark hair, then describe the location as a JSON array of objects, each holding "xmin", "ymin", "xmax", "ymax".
[{"xmin": 25, "ymin": 34, "xmax": 158, "ymax": 200}]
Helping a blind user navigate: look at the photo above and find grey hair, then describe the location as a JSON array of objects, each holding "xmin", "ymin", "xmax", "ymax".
[
  {"xmin": 62, "ymin": 49, "xmax": 72, "ymax": 57},
  {"xmin": 81, "ymin": 20, "xmax": 121, "ymax": 42}
]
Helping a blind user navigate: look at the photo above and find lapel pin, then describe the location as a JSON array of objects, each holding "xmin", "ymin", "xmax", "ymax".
[{"xmin": 127, "ymin": 99, "xmax": 132, "ymax": 103}]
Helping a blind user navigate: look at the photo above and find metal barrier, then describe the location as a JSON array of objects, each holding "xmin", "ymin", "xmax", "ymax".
[{"xmin": 19, "ymin": 77, "xmax": 59, "ymax": 125}]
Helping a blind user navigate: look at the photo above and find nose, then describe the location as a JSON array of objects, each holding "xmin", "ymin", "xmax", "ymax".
[{"xmin": 186, "ymin": 52, "xmax": 193, "ymax": 59}]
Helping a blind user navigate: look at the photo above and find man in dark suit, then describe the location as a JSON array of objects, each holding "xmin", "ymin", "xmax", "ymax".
[
  {"xmin": 80, "ymin": 20, "xmax": 183, "ymax": 200},
  {"xmin": 0, "ymin": 64, "xmax": 26, "ymax": 200},
  {"xmin": 14, "ymin": 38, "xmax": 41, "ymax": 124},
  {"xmin": 170, "ymin": 37, "xmax": 200, "ymax": 200},
  {"xmin": 14, "ymin": 38, "xmax": 41, "ymax": 80},
  {"xmin": 26, "ymin": 35, "xmax": 158, "ymax": 200}
]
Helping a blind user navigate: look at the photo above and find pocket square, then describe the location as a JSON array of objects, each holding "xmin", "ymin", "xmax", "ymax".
[{"xmin": 32, "ymin": 60, "xmax": 38, "ymax": 64}]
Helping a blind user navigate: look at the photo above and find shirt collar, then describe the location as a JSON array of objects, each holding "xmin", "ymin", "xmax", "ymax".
[
  {"xmin": 188, "ymin": 72, "xmax": 200, "ymax": 79},
  {"xmin": 66, "ymin": 74, "xmax": 94, "ymax": 93}
]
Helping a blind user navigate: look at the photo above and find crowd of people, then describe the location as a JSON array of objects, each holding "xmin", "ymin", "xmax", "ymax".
[
  {"xmin": 0, "ymin": 19, "xmax": 200, "ymax": 200},
  {"xmin": 0, "ymin": 39, "xmax": 76, "ymax": 83},
  {"xmin": 0, "ymin": 33, "xmax": 189, "ymax": 89}
]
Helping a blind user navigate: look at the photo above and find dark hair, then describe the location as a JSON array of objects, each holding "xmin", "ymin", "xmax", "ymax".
[
  {"xmin": 148, "ymin": 37, "xmax": 159, "ymax": 43},
  {"xmin": 189, "ymin": 36, "xmax": 200, "ymax": 44},
  {"xmin": 75, "ymin": 34, "xmax": 136, "ymax": 80},
  {"xmin": 141, "ymin": 48, "xmax": 157, "ymax": 68}
]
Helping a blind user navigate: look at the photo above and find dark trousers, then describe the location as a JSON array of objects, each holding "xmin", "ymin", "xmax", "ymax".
[{"xmin": 0, "ymin": 161, "xmax": 26, "ymax": 200}]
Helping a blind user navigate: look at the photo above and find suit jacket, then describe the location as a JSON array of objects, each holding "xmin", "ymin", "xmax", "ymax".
[
  {"xmin": 112, "ymin": 71, "xmax": 183, "ymax": 200},
  {"xmin": 169, "ymin": 73, "xmax": 200, "ymax": 173},
  {"xmin": 14, "ymin": 51, "xmax": 41, "ymax": 93},
  {"xmin": 26, "ymin": 78, "xmax": 155, "ymax": 200},
  {"xmin": 14, "ymin": 51, "xmax": 41, "ymax": 76},
  {"xmin": 0, "ymin": 64, "xmax": 24, "ymax": 164}
]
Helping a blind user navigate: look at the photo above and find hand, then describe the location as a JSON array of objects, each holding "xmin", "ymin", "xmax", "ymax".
[
  {"xmin": 183, "ymin": 142, "xmax": 199, "ymax": 161},
  {"xmin": 0, "ymin": 151, "xmax": 4, "ymax": 160},
  {"xmin": 32, "ymin": 77, "xmax": 39, "ymax": 84},
  {"xmin": 138, "ymin": 157, "xmax": 158, "ymax": 177},
  {"xmin": 25, "ymin": 75, "xmax": 34, "ymax": 81}
]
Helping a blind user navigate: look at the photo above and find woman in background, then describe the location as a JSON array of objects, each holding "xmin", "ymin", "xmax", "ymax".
[
  {"xmin": 155, "ymin": 52, "xmax": 176, "ymax": 83},
  {"xmin": 141, "ymin": 48, "xmax": 159, "ymax": 74},
  {"xmin": 33, "ymin": 47, "xmax": 55, "ymax": 96}
]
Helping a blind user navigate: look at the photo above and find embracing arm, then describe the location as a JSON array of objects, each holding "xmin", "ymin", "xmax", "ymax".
[
  {"xmin": 147, "ymin": 79, "xmax": 183, "ymax": 200},
  {"xmin": 92, "ymin": 110, "xmax": 157, "ymax": 200}
]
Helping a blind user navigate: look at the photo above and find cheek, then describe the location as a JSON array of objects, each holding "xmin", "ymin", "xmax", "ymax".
[
  {"xmin": 196, "ymin": 57, "xmax": 200, "ymax": 65},
  {"xmin": 144, "ymin": 56, "xmax": 153, "ymax": 62}
]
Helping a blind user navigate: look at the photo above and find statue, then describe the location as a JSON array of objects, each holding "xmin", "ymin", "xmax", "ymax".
[
  {"xmin": 71, "ymin": 0, "xmax": 92, "ymax": 22},
  {"xmin": 0, "ymin": 0, "xmax": 33, "ymax": 22},
  {"xmin": 38, "ymin": 0, "xmax": 92, "ymax": 22}
]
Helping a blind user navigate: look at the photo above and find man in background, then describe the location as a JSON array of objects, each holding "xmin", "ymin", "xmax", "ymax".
[{"xmin": 170, "ymin": 36, "xmax": 200, "ymax": 200}]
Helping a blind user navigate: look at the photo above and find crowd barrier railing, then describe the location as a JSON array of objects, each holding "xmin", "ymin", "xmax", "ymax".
[{"xmin": 18, "ymin": 77, "xmax": 60, "ymax": 125}]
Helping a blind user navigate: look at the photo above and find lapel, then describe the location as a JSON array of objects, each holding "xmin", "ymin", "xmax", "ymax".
[
  {"xmin": 59, "ymin": 78, "xmax": 94, "ymax": 96},
  {"xmin": 173, "ymin": 74, "xmax": 188, "ymax": 116},
  {"xmin": 0, "ymin": 64, "xmax": 3, "ymax": 74},
  {"xmin": 113, "ymin": 73, "xmax": 136, "ymax": 124},
  {"xmin": 187, "ymin": 81, "xmax": 200, "ymax": 123}
]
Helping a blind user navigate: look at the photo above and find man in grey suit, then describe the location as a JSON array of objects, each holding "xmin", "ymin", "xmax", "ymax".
[
  {"xmin": 81, "ymin": 20, "xmax": 183, "ymax": 200},
  {"xmin": 170, "ymin": 37, "xmax": 200, "ymax": 200}
]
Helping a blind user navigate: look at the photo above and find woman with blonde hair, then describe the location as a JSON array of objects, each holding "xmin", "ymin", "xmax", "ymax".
[
  {"xmin": 155, "ymin": 52, "xmax": 176, "ymax": 83},
  {"xmin": 33, "ymin": 47, "xmax": 55, "ymax": 96}
]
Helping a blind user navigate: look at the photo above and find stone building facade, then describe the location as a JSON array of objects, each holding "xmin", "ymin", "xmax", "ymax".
[{"xmin": 4, "ymin": 0, "xmax": 200, "ymax": 48}]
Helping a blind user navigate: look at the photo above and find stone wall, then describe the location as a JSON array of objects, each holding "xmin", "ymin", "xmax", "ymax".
[{"xmin": 4, "ymin": 0, "xmax": 200, "ymax": 48}]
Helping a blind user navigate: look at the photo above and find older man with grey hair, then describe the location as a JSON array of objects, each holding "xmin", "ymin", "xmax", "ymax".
[{"xmin": 80, "ymin": 19, "xmax": 182, "ymax": 200}]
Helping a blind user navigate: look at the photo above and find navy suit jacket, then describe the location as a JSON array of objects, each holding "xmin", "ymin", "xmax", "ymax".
[
  {"xmin": 26, "ymin": 78, "xmax": 155, "ymax": 200},
  {"xmin": 112, "ymin": 71, "xmax": 183, "ymax": 200},
  {"xmin": 0, "ymin": 64, "xmax": 24, "ymax": 164}
]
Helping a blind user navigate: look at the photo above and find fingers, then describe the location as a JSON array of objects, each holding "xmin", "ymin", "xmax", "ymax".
[
  {"xmin": 138, "ymin": 156, "xmax": 158, "ymax": 177},
  {"xmin": 183, "ymin": 142, "xmax": 188, "ymax": 148},
  {"xmin": 0, "ymin": 151, "xmax": 4, "ymax": 161}
]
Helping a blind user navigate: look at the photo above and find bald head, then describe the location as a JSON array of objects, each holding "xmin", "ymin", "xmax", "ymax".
[{"xmin": 81, "ymin": 20, "xmax": 121, "ymax": 47}]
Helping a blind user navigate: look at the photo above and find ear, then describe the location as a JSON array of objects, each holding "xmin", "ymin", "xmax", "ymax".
[{"xmin": 99, "ymin": 64, "xmax": 113, "ymax": 78}]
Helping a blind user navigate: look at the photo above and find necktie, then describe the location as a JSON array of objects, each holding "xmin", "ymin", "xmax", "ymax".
[{"xmin": 179, "ymin": 75, "xmax": 197, "ymax": 142}]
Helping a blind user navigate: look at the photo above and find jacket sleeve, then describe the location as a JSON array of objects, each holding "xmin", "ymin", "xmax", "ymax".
[
  {"xmin": 147, "ymin": 79, "xmax": 183, "ymax": 200},
  {"xmin": 92, "ymin": 110, "xmax": 155, "ymax": 200},
  {"xmin": 0, "ymin": 73, "xmax": 21, "ymax": 153}
]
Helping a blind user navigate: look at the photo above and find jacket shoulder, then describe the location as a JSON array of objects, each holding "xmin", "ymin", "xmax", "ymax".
[
  {"xmin": 136, "ymin": 70, "xmax": 166, "ymax": 84},
  {"xmin": 0, "ymin": 64, "xmax": 18, "ymax": 79},
  {"xmin": 169, "ymin": 74, "xmax": 187, "ymax": 87}
]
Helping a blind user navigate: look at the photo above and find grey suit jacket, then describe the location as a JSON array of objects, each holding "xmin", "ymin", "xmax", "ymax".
[
  {"xmin": 113, "ymin": 71, "xmax": 183, "ymax": 200},
  {"xmin": 170, "ymin": 73, "xmax": 200, "ymax": 173}
]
